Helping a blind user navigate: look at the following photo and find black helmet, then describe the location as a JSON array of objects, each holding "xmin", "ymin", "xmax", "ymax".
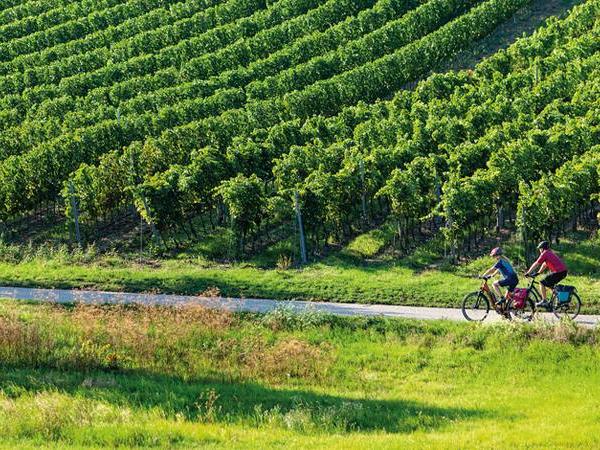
[{"xmin": 537, "ymin": 241, "xmax": 550, "ymax": 250}]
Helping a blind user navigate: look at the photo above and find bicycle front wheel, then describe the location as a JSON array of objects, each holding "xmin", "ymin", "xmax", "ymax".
[
  {"xmin": 552, "ymin": 291, "xmax": 582, "ymax": 320},
  {"xmin": 462, "ymin": 291, "xmax": 490, "ymax": 322}
]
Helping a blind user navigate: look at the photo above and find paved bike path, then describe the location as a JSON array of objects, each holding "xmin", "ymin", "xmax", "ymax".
[{"xmin": 0, "ymin": 286, "xmax": 598, "ymax": 326}]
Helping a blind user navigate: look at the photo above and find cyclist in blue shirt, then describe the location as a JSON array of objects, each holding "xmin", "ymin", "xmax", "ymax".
[{"xmin": 480, "ymin": 247, "xmax": 519, "ymax": 305}]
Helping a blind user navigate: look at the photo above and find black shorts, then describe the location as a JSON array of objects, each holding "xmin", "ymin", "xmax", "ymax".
[
  {"xmin": 541, "ymin": 271, "xmax": 567, "ymax": 288},
  {"xmin": 498, "ymin": 275, "xmax": 518, "ymax": 292}
]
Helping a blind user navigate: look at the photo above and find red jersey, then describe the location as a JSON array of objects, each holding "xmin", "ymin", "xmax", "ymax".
[{"xmin": 534, "ymin": 249, "xmax": 567, "ymax": 273}]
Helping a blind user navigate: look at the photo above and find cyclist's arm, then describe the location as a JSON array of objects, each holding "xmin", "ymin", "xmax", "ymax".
[
  {"xmin": 525, "ymin": 262, "xmax": 538, "ymax": 276},
  {"xmin": 527, "ymin": 252, "xmax": 548, "ymax": 275},
  {"xmin": 526, "ymin": 257, "xmax": 543, "ymax": 275},
  {"xmin": 481, "ymin": 267, "xmax": 498, "ymax": 277}
]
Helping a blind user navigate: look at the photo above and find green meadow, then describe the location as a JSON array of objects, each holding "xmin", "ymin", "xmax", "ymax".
[{"xmin": 0, "ymin": 299, "xmax": 598, "ymax": 448}]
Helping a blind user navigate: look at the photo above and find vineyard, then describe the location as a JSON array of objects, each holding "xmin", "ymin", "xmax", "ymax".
[
  {"xmin": 0, "ymin": 0, "xmax": 598, "ymax": 264},
  {"xmin": 1, "ymin": 3, "xmax": 600, "ymax": 446}
]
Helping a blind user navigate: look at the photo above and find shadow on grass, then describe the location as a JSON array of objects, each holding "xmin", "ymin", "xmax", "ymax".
[{"xmin": 0, "ymin": 368, "xmax": 490, "ymax": 434}]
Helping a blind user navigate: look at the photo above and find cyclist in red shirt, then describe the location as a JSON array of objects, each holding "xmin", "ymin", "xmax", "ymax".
[{"xmin": 525, "ymin": 241, "xmax": 568, "ymax": 307}]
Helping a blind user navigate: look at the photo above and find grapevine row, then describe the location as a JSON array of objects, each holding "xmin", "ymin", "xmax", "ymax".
[
  {"xmin": 48, "ymin": 0, "xmax": 538, "ymax": 227},
  {"xmin": 1, "ymin": 0, "xmax": 162, "ymax": 62},
  {"xmin": 0, "ymin": 0, "xmax": 123, "ymax": 43},
  {"xmin": 5, "ymin": 0, "xmax": 406, "ymax": 131},
  {"xmin": 271, "ymin": 35, "xmax": 600, "ymax": 247},
  {"xmin": 245, "ymin": 0, "xmax": 478, "ymax": 100},
  {"xmin": 517, "ymin": 145, "xmax": 600, "ymax": 241},
  {"xmin": 0, "ymin": 0, "xmax": 73, "ymax": 28},
  {"xmin": 0, "ymin": 0, "xmax": 439, "ymax": 156},
  {"xmin": 173, "ymin": 1, "xmax": 600, "ymax": 247},
  {"xmin": 0, "ymin": 0, "xmax": 275, "ymax": 96},
  {"xmin": 0, "ymin": 0, "xmax": 228, "ymax": 76},
  {"xmin": 1, "ymin": 0, "xmax": 596, "ymax": 259}
]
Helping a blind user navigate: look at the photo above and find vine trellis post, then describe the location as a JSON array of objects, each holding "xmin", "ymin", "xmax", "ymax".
[
  {"xmin": 68, "ymin": 181, "xmax": 82, "ymax": 247},
  {"xmin": 294, "ymin": 190, "xmax": 308, "ymax": 265}
]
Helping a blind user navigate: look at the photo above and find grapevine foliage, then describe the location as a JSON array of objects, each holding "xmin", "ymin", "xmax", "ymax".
[{"xmin": 0, "ymin": 0, "xmax": 597, "ymax": 255}]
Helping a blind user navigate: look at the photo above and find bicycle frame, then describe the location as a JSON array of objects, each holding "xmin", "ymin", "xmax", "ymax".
[
  {"xmin": 525, "ymin": 274, "xmax": 554, "ymax": 309},
  {"xmin": 526, "ymin": 276, "xmax": 541, "ymax": 298},
  {"xmin": 479, "ymin": 278, "xmax": 500, "ymax": 308}
]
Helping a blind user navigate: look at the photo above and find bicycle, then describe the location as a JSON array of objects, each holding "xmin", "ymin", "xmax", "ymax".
[
  {"xmin": 461, "ymin": 275, "xmax": 535, "ymax": 322},
  {"xmin": 524, "ymin": 273, "xmax": 581, "ymax": 320}
]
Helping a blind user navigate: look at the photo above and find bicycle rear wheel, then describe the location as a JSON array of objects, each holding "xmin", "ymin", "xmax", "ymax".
[
  {"xmin": 508, "ymin": 297, "xmax": 535, "ymax": 322},
  {"xmin": 462, "ymin": 291, "xmax": 490, "ymax": 322},
  {"xmin": 552, "ymin": 291, "xmax": 581, "ymax": 320}
]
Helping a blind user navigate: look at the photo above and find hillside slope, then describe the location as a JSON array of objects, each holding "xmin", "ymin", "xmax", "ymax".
[
  {"xmin": 0, "ymin": 0, "xmax": 597, "ymax": 267},
  {"xmin": 0, "ymin": 0, "xmax": 532, "ymax": 220}
]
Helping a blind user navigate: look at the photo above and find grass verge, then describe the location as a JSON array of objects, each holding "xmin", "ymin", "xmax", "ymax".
[{"xmin": 0, "ymin": 233, "xmax": 598, "ymax": 312}]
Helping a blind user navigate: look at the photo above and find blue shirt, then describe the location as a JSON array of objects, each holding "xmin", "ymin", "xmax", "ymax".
[{"xmin": 494, "ymin": 258, "xmax": 516, "ymax": 279}]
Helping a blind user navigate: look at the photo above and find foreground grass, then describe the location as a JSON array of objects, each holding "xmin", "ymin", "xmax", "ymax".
[{"xmin": 0, "ymin": 299, "xmax": 599, "ymax": 448}]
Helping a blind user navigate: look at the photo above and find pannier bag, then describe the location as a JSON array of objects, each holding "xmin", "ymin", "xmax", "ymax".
[
  {"xmin": 511, "ymin": 288, "xmax": 528, "ymax": 309},
  {"xmin": 556, "ymin": 285, "xmax": 575, "ymax": 303}
]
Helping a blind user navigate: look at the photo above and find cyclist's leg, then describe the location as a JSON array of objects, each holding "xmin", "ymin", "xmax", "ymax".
[
  {"xmin": 492, "ymin": 280, "xmax": 503, "ymax": 299},
  {"xmin": 497, "ymin": 277, "xmax": 515, "ymax": 300},
  {"xmin": 556, "ymin": 271, "xmax": 567, "ymax": 283},
  {"xmin": 541, "ymin": 271, "xmax": 566, "ymax": 297},
  {"xmin": 508, "ymin": 278, "xmax": 518, "ymax": 294},
  {"xmin": 540, "ymin": 273, "xmax": 550, "ymax": 300}
]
